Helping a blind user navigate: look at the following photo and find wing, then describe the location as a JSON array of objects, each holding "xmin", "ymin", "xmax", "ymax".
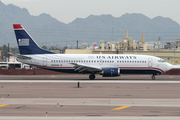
[{"xmin": 71, "ymin": 63, "xmax": 102, "ymax": 73}]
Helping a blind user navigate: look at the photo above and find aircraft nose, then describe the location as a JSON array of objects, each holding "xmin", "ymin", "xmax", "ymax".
[{"xmin": 166, "ymin": 63, "xmax": 173, "ymax": 71}]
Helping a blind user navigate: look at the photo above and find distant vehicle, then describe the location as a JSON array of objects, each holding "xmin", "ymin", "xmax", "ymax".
[{"xmin": 13, "ymin": 24, "xmax": 174, "ymax": 80}]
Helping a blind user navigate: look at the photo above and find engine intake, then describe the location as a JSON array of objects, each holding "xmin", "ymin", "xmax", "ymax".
[{"xmin": 101, "ymin": 68, "xmax": 120, "ymax": 77}]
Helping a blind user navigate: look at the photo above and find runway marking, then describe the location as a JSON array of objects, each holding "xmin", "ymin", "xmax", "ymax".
[
  {"xmin": 0, "ymin": 104, "xmax": 9, "ymax": 107},
  {"xmin": 112, "ymin": 106, "xmax": 131, "ymax": 110}
]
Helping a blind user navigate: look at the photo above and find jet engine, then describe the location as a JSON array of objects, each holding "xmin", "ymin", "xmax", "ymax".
[{"xmin": 101, "ymin": 68, "xmax": 120, "ymax": 77}]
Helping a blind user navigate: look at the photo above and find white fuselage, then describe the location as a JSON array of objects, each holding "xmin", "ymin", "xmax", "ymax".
[{"xmin": 17, "ymin": 54, "xmax": 173, "ymax": 75}]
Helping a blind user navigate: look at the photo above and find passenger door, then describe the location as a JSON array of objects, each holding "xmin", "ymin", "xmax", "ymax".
[
  {"xmin": 148, "ymin": 58, "xmax": 153, "ymax": 67},
  {"xmin": 43, "ymin": 58, "xmax": 47, "ymax": 66}
]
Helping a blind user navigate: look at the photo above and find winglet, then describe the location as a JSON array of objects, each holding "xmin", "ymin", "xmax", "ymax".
[{"xmin": 13, "ymin": 24, "xmax": 23, "ymax": 29}]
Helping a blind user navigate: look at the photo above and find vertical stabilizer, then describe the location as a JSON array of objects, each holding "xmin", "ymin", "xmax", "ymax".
[{"xmin": 13, "ymin": 24, "xmax": 56, "ymax": 55}]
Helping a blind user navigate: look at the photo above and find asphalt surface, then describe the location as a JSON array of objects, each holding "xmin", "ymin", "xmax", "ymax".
[
  {"xmin": 0, "ymin": 75, "xmax": 180, "ymax": 120},
  {"xmin": 1, "ymin": 82, "xmax": 180, "ymax": 99}
]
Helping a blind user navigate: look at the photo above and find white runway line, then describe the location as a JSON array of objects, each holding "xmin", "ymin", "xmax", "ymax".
[{"xmin": 0, "ymin": 117, "xmax": 180, "ymax": 120}]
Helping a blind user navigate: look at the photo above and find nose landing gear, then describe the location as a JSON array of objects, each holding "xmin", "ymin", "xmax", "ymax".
[{"xmin": 152, "ymin": 75, "xmax": 155, "ymax": 80}]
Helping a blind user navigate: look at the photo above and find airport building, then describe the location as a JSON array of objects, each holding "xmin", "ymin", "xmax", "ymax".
[{"xmin": 66, "ymin": 31, "xmax": 180, "ymax": 65}]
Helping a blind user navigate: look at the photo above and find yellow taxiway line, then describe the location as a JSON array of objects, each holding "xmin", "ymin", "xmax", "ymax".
[
  {"xmin": 112, "ymin": 106, "xmax": 131, "ymax": 110},
  {"xmin": 0, "ymin": 104, "xmax": 9, "ymax": 107}
]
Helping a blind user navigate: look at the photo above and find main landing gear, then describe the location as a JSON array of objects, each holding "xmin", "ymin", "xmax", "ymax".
[
  {"xmin": 89, "ymin": 74, "xmax": 95, "ymax": 80},
  {"xmin": 152, "ymin": 75, "xmax": 155, "ymax": 80}
]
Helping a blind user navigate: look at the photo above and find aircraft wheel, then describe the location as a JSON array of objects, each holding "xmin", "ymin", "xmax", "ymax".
[
  {"xmin": 89, "ymin": 74, "xmax": 95, "ymax": 80},
  {"xmin": 152, "ymin": 75, "xmax": 155, "ymax": 80}
]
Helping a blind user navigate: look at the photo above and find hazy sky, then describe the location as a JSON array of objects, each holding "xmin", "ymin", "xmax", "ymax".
[{"xmin": 1, "ymin": 0, "xmax": 180, "ymax": 25}]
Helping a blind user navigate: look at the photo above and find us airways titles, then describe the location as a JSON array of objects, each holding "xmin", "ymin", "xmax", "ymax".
[{"xmin": 97, "ymin": 56, "xmax": 137, "ymax": 59}]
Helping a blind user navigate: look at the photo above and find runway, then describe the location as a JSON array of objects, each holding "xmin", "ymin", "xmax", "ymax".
[{"xmin": 0, "ymin": 75, "xmax": 180, "ymax": 120}]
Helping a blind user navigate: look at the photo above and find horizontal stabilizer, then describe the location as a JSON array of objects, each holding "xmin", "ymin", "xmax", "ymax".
[{"xmin": 9, "ymin": 52, "xmax": 31, "ymax": 59}]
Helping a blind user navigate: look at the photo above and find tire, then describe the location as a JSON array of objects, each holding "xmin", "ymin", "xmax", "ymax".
[
  {"xmin": 152, "ymin": 76, "xmax": 155, "ymax": 80},
  {"xmin": 89, "ymin": 74, "xmax": 95, "ymax": 80}
]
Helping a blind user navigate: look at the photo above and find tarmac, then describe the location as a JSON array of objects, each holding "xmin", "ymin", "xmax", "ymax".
[{"xmin": 0, "ymin": 74, "xmax": 180, "ymax": 120}]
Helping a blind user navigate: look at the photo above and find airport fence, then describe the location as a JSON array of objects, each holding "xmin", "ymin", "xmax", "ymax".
[{"xmin": 0, "ymin": 69, "xmax": 70, "ymax": 75}]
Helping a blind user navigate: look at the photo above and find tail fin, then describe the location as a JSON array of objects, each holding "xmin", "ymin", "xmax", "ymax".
[{"xmin": 13, "ymin": 24, "xmax": 56, "ymax": 55}]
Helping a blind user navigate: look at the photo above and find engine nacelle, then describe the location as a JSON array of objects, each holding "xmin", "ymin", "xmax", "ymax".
[{"xmin": 101, "ymin": 68, "xmax": 120, "ymax": 77}]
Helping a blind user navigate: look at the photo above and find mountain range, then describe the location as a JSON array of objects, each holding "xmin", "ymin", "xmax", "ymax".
[{"xmin": 0, "ymin": 1, "xmax": 180, "ymax": 48}]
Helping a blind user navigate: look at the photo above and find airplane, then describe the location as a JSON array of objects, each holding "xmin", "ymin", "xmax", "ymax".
[{"xmin": 13, "ymin": 24, "xmax": 174, "ymax": 80}]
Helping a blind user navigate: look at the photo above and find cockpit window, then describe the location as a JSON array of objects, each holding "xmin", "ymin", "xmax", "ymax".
[{"xmin": 158, "ymin": 59, "xmax": 165, "ymax": 63}]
